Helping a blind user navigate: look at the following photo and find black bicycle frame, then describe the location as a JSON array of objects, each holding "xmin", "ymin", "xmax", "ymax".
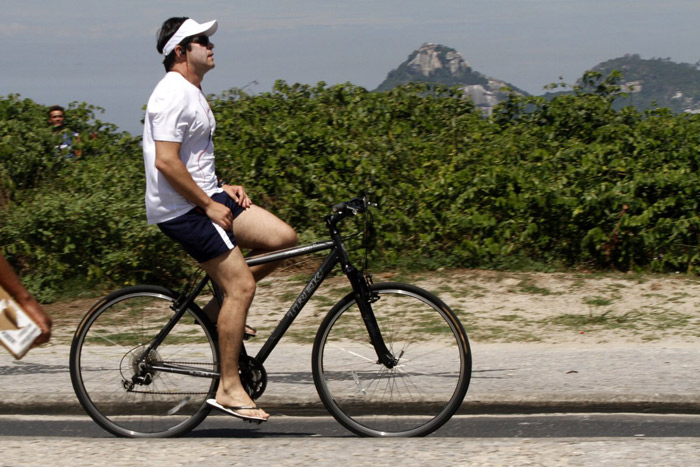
[
  {"xmin": 140, "ymin": 229, "xmax": 397, "ymax": 380},
  {"xmin": 247, "ymin": 234, "xmax": 396, "ymax": 368}
]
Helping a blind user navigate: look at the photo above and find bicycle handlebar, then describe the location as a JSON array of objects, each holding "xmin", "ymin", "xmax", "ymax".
[{"xmin": 327, "ymin": 196, "xmax": 376, "ymax": 226}]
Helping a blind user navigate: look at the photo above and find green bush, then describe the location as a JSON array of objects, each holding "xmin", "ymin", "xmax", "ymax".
[
  {"xmin": 3, "ymin": 72, "xmax": 700, "ymax": 300},
  {"xmin": 0, "ymin": 96, "xmax": 191, "ymax": 300}
]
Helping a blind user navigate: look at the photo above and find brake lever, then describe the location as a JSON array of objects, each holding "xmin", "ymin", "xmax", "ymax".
[{"xmin": 332, "ymin": 197, "xmax": 377, "ymax": 215}]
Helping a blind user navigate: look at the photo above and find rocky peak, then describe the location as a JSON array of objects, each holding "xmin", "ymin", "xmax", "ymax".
[
  {"xmin": 406, "ymin": 43, "xmax": 470, "ymax": 77},
  {"xmin": 375, "ymin": 43, "xmax": 527, "ymax": 115}
]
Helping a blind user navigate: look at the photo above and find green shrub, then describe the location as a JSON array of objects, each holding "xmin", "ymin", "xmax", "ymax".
[{"xmin": 3, "ymin": 72, "xmax": 700, "ymax": 300}]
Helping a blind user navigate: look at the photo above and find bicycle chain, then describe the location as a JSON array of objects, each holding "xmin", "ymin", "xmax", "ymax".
[
  {"xmin": 124, "ymin": 359, "xmax": 264, "ymax": 399},
  {"xmin": 155, "ymin": 360, "xmax": 217, "ymax": 367},
  {"xmin": 124, "ymin": 360, "xmax": 217, "ymax": 395},
  {"xmin": 126, "ymin": 389, "xmax": 210, "ymax": 395}
]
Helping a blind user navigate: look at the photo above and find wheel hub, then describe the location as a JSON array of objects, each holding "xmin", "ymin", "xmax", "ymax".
[{"xmin": 120, "ymin": 346, "xmax": 162, "ymax": 389}]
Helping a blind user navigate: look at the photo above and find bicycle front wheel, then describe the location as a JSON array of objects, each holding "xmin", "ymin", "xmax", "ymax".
[
  {"xmin": 312, "ymin": 282, "xmax": 471, "ymax": 437},
  {"xmin": 69, "ymin": 285, "xmax": 219, "ymax": 438}
]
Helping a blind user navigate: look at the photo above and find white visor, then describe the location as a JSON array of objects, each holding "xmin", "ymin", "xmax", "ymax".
[{"xmin": 162, "ymin": 19, "xmax": 218, "ymax": 56}]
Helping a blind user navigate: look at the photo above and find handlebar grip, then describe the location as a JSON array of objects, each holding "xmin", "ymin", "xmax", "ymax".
[
  {"xmin": 327, "ymin": 197, "xmax": 375, "ymax": 226},
  {"xmin": 330, "ymin": 196, "xmax": 374, "ymax": 218}
]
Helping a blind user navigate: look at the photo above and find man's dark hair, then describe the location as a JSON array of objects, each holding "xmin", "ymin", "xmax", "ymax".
[
  {"xmin": 156, "ymin": 17, "xmax": 191, "ymax": 72},
  {"xmin": 48, "ymin": 105, "xmax": 65, "ymax": 116}
]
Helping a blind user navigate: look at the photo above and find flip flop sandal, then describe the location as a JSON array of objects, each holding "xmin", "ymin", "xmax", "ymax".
[{"xmin": 206, "ymin": 399, "xmax": 268, "ymax": 423}]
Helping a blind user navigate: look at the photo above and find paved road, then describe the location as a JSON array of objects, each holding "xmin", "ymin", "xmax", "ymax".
[
  {"xmin": 2, "ymin": 342, "xmax": 699, "ymax": 415},
  {"xmin": 1, "ymin": 435, "xmax": 699, "ymax": 465},
  {"xmin": 1, "ymin": 414, "xmax": 700, "ymax": 466},
  {"xmin": 2, "ymin": 342, "xmax": 699, "ymax": 465},
  {"xmin": 1, "ymin": 414, "xmax": 699, "ymax": 438}
]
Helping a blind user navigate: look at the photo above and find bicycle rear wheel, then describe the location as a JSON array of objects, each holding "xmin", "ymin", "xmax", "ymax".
[
  {"xmin": 312, "ymin": 282, "xmax": 471, "ymax": 437},
  {"xmin": 69, "ymin": 285, "xmax": 219, "ymax": 438}
]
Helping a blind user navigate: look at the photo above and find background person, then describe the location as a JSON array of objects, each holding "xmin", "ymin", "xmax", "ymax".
[{"xmin": 48, "ymin": 105, "xmax": 82, "ymax": 158}]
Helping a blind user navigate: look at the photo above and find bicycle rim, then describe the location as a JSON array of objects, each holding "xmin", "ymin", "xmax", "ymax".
[
  {"xmin": 70, "ymin": 286, "xmax": 219, "ymax": 438},
  {"xmin": 312, "ymin": 282, "xmax": 471, "ymax": 437}
]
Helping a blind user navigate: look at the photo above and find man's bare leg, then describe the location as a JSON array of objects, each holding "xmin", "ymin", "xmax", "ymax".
[
  {"xmin": 234, "ymin": 204, "xmax": 297, "ymax": 275},
  {"xmin": 202, "ymin": 300, "xmax": 257, "ymax": 337},
  {"xmin": 202, "ymin": 204, "xmax": 297, "ymax": 325},
  {"xmin": 200, "ymin": 247, "xmax": 269, "ymax": 420}
]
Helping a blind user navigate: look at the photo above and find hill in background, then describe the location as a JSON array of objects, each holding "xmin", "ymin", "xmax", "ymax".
[
  {"xmin": 377, "ymin": 45, "xmax": 700, "ymax": 114},
  {"xmin": 589, "ymin": 54, "xmax": 700, "ymax": 113},
  {"xmin": 374, "ymin": 43, "xmax": 527, "ymax": 115}
]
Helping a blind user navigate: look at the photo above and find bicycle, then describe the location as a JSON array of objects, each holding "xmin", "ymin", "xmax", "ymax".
[{"xmin": 69, "ymin": 197, "xmax": 472, "ymax": 438}]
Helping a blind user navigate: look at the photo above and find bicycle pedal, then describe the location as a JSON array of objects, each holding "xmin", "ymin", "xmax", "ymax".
[{"xmin": 243, "ymin": 325, "xmax": 257, "ymax": 341}]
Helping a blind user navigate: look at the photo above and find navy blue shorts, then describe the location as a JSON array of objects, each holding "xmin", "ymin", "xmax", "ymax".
[{"xmin": 157, "ymin": 192, "xmax": 245, "ymax": 263}]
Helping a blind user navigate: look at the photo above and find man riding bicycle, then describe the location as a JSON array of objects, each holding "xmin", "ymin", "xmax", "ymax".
[{"xmin": 143, "ymin": 17, "xmax": 297, "ymax": 423}]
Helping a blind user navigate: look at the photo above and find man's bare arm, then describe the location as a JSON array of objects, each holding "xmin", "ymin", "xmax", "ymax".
[{"xmin": 154, "ymin": 140, "xmax": 233, "ymax": 230}]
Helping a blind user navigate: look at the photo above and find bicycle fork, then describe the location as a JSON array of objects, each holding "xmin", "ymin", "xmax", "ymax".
[
  {"xmin": 344, "ymin": 263, "xmax": 399, "ymax": 369},
  {"xmin": 327, "ymin": 213, "xmax": 399, "ymax": 369}
]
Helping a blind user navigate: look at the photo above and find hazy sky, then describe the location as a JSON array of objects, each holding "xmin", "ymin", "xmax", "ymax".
[{"xmin": 2, "ymin": 0, "xmax": 699, "ymax": 134}]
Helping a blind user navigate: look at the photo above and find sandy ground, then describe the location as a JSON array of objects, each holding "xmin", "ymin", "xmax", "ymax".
[{"xmin": 44, "ymin": 269, "xmax": 700, "ymax": 347}]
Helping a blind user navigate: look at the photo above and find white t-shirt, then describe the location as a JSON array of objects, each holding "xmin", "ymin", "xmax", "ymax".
[{"xmin": 143, "ymin": 72, "xmax": 222, "ymax": 224}]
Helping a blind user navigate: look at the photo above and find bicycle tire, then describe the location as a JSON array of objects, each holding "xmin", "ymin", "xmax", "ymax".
[
  {"xmin": 69, "ymin": 285, "xmax": 219, "ymax": 438},
  {"xmin": 312, "ymin": 282, "xmax": 471, "ymax": 437}
]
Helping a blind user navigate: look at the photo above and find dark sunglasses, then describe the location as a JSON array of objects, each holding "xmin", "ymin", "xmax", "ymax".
[{"xmin": 190, "ymin": 35, "xmax": 211, "ymax": 47}]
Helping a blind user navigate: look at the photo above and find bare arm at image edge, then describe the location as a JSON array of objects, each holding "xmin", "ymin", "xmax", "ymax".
[{"xmin": 0, "ymin": 254, "xmax": 52, "ymax": 346}]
